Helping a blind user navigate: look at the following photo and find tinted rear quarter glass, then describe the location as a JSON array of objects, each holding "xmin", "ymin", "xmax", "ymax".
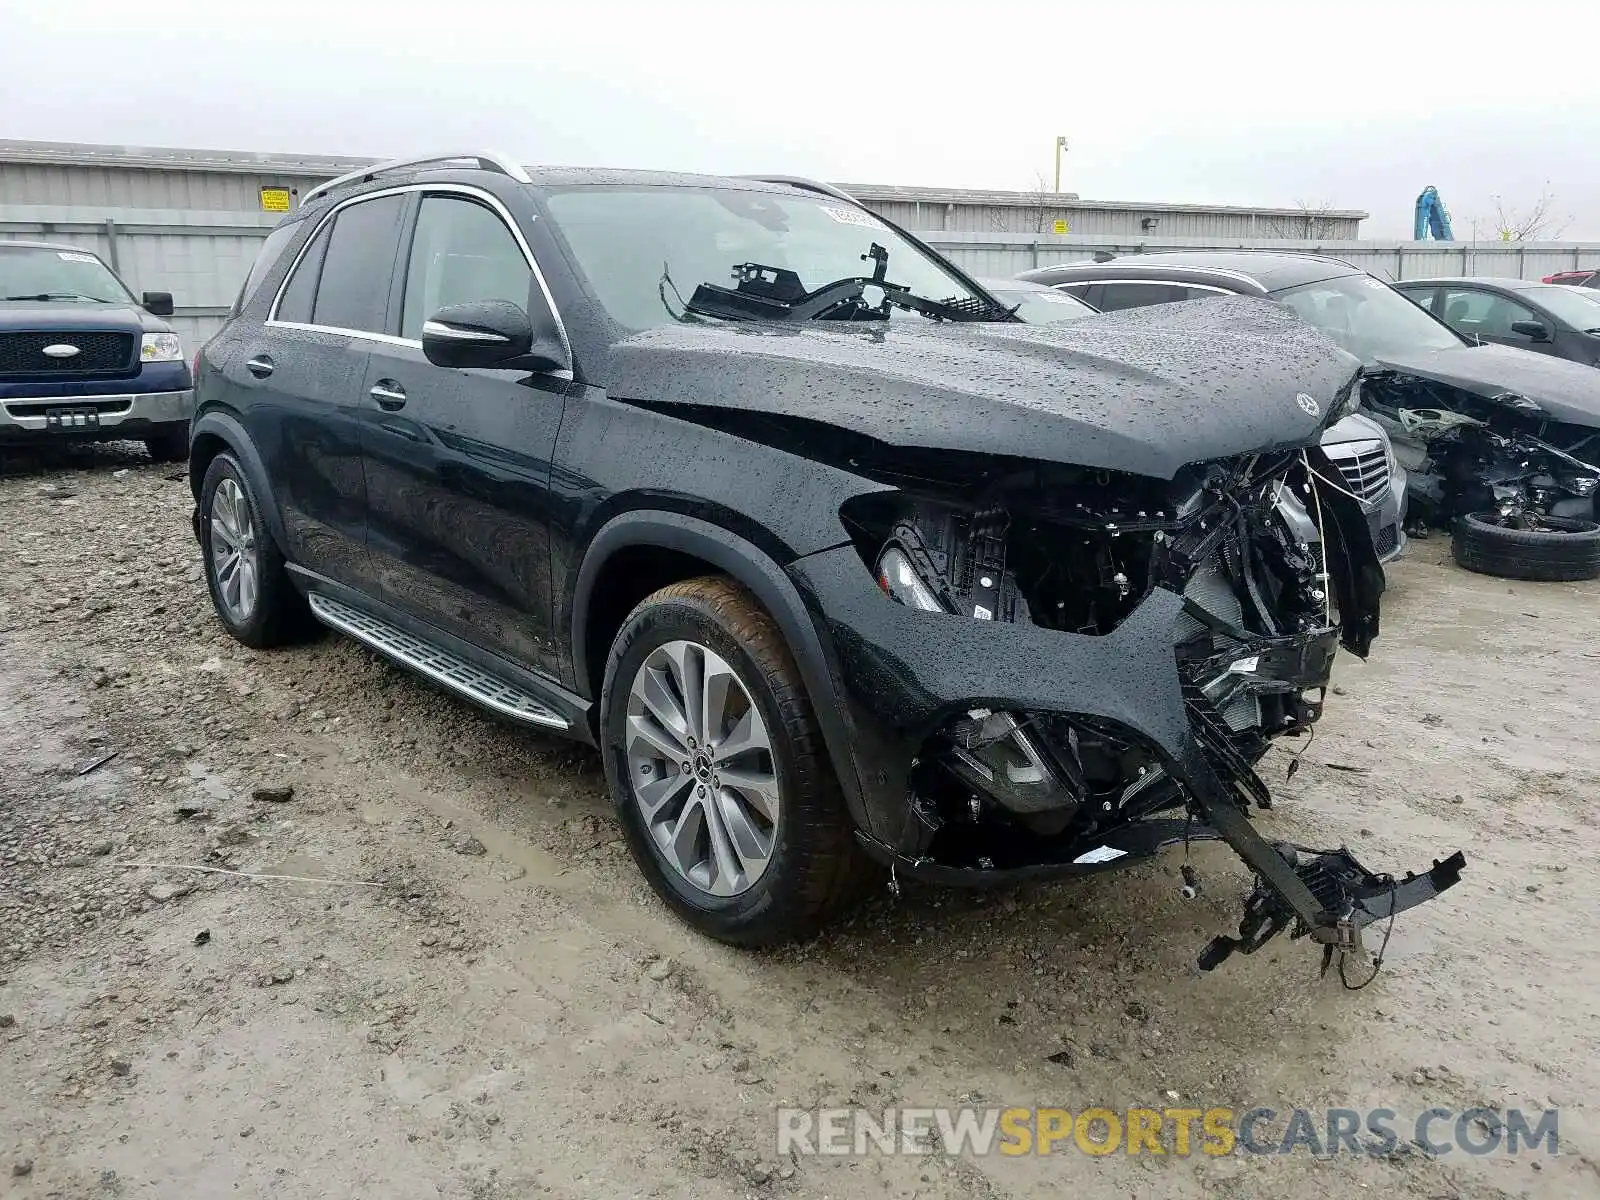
[
  {"xmin": 233, "ymin": 221, "xmax": 300, "ymax": 316},
  {"xmin": 310, "ymin": 195, "xmax": 407, "ymax": 332},
  {"xmin": 275, "ymin": 223, "xmax": 331, "ymax": 324}
]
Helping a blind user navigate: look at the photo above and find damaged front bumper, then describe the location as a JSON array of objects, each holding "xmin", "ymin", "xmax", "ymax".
[{"xmin": 787, "ymin": 463, "xmax": 1464, "ymax": 973}]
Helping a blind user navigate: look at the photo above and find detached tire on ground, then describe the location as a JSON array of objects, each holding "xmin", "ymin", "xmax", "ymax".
[
  {"xmin": 1451, "ymin": 511, "xmax": 1600, "ymax": 582},
  {"xmin": 600, "ymin": 576, "xmax": 874, "ymax": 946}
]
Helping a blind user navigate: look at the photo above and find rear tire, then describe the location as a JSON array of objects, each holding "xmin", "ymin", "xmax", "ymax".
[
  {"xmin": 199, "ymin": 452, "xmax": 314, "ymax": 647},
  {"xmin": 600, "ymin": 576, "xmax": 872, "ymax": 946},
  {"xmin": 144, "ymin": 430, "xmax": 188, "ymax": 463},
  {"xmin": 1451, "ymin": 511, "xmax": 1600, "ymax": 582}
]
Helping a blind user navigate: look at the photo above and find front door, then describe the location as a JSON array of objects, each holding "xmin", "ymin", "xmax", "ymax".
[{"xmin": 358, "ymin": 189, "xmax": 568, "ymax": 677}]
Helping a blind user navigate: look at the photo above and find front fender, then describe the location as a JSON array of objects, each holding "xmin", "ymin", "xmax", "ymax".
[{"xmin": 569, "ymin": 510, "xmax": 870, "ymax": 837}]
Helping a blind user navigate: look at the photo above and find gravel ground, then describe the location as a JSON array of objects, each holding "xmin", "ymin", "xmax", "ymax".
[{"xmin": 1, "ymin": 442, "xmax": 1597, "ymax": 1199}]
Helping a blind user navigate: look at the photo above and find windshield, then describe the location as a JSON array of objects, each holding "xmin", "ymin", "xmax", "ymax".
[
  {"xmin": 1522, "ymin": 284, "xmax": 1600, "ymax": 330},
  {"xmin": 1272, "ymin": 273, "xmax": 1461, "ymax": 363},
  {"xmin": 542, "ymin": 186, "xmax": 983, "ymax": 330},
  {"xmin": 0, "ymin": 243, "xmax": 134, "ymax": 304},
  {"xmin": 990, "ymin": 287, "xmax": 1097, "ymax": 324}
]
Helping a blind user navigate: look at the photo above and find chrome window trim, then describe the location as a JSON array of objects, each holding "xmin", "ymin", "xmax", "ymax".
[
  {"xmin": 1054, "ymin": 278, "xmax": 1237, "ymax": 297},
  {"xmin": 265, "ymin": 181, "xmax": 573, "ymax": 373},
  {"xmin": 1045, "ymin": 263, "xmax": 1262, "ymax": 289}
]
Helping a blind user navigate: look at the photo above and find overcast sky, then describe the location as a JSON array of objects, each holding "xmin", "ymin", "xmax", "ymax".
[{"xmin": 8, "ymin": 1, "xmax": 1599, "ymax": 239}]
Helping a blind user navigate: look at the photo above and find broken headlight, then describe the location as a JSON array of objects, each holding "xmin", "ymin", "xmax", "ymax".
[
  {"xmin": 875, "ymin": 546, "xmax": 945, "ymax": 612},
  {"xmin": 944, "ymin": 709, "xmax": 1075, "ymax": 814}
]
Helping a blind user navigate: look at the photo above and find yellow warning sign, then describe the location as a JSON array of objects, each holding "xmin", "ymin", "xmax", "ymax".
[
  {"xmin": 260, "ymin": 187, "xmax": 292, "ymax": 213},
  {"xmin": 1052, "ymin": 219, "xmax": 1070, "ymax": 235}
]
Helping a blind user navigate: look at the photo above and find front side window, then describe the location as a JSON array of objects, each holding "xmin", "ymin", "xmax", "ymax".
[
  {"xmin": 542, "ymin": 185, "xmax": 984, "ymax": 331},
  {"xmin": 0, "ymin": 243, "xmax": 135, "ymax": 305},
  {"xmin": 401, "ymin": 196, "xmax": 532, "ymax": 339},
  {"xmin": 308, "ymin": 194, "xmax": 406, "ymax": 333},
  {"xmin": 1440, "ymin": 289, "xmax": 1536, "ymax": 339},
  {"xmin": 1272, "ymin": 274, "xmax": 1463, "ymax": 363}
]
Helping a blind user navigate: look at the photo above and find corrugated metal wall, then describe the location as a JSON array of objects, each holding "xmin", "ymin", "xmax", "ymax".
[
  {"xmin": 862, "ymin": 199, "xmax": 1362, "ymax": 239},
  {"xmin": 0, "ymin": 161, "xmax": 322, "ymax": 213},
  {"xmin": 6, "ymin": 211, "xmax": 1597, "ymax": 348},
  {"xmin": 917, "ymin": 233, "xmax": 1600, "ymax": 285},
  {"xmin": 0, "ymin": 205, "xmax": 280, "ymax": 345}
]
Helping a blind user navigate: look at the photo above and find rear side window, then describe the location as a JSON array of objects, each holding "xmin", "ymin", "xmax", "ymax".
[
  {"xmin": 274, "ymin": 222, "xmax": 331, "ymax": 325},
  {"xmin": 308, "ymin": 194, "xmax": 406, "ymax": 332},
  {"xmin": 233, "ymin": 221, "xmax": 300, "ymax": 317}
]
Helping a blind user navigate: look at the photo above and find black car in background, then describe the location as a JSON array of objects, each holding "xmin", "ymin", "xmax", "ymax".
[
  {"xmin": 188, "ymin": 152, "xmax": 1463, "ymax": 970},
  {"xmin": 1020, "ymin": 253, "xmax": 1600, "ymax": 541},
  {"xmin": 1394, "ymin": 276, "xmax": 1600, "ymax": 368}
]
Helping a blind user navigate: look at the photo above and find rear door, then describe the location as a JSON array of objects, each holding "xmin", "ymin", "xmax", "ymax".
[
  {"xmin": 222, "ymin": 192, "xmax": 407, "ymax": 592},
  {"xmin": 357, "ymin": 187, "xmax": 569, "ymax": 677}
]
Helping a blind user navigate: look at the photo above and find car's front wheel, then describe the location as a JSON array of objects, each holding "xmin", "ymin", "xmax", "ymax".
[
  {"xmin": 601, "ymin": 576, "xmax": 871, "ymax": 946},
  {"xmin": 199, "ymin": 452, "xmax": 313, "ymax": 648}
]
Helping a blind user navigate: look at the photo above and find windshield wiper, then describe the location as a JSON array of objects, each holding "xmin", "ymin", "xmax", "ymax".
[
  {"xmin": 685, "ymin": 243, "xmax": 1015, "ymax": 325},
  {"xmin": 2, "ymin": 292, "xmax": 112, "ymax": 303}
]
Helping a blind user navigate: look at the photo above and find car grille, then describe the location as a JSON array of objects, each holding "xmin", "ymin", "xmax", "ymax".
[
  {"xmin": 1324, "ymin": 439, "xmax": 1390, "ymax": 504},
  {"xmin": 1375, "ymin": 523, "xmax": 1399, "ymax": 557},
  {"xmin": 0, "ymin": 331, "xmax": 137, "ymax": 378}
]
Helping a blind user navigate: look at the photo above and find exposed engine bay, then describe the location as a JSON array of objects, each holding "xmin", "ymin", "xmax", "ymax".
[
  {"xmin": 844, "ymin": 448, "xmax": 1464, "ymax": 976},
  {"xmin": 1363, "ymin": 371, "xmax": 1600, "ymax": 525}
]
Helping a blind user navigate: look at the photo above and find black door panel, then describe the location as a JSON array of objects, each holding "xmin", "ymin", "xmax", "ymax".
[
  {"xmin": 359, "ymin": 347, "xmax": 567, "ymax": 675},
  {"xmin": 215, "ymin": 326, "xmax": 375, "ymax": 590}
]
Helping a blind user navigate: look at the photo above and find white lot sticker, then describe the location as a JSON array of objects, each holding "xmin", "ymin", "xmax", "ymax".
[
  {"xmin": 57, "ymin": 251, "xmax": 99, "ymax": 264},
  {"xmin": 819, "ymin": 205, "xmax": 886, "ymax": 230},
  {"xmin": 1073, "ymin": 845, "xmax": 1128, "ymax": 865},
  {"xmin": 1035, "ymin": 293, "xmax": 1079, "ymax": 304}
]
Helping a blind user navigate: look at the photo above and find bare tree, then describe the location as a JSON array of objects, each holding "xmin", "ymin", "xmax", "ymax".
[
  {"xmin": 1486, "ymin": 186, "xmax": 1570, "ymax": 241},
  {"xmin": 1264, "ymin": 199, "xmax": 1343, "ymax": 240},
  {"xmin": 1027, "ymin": 170, "xmax": 1052, "ymax": 234}
]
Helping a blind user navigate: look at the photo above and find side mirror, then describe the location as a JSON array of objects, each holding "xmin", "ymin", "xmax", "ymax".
[
  {"xmin": 142, "ymin": 291, "xmax": 175, "ymax": 317},
  {"xmin": 1510, "ymin": 320, "xmax": 1551, "ymax": 342},
  {"xmin": 420, "ymin": 300, "xmax": 567, "ymax": 372}
]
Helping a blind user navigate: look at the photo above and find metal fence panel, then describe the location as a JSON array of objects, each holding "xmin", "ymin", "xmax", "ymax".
[{"xmin": 8, "ymin": 205, "xmax": 1600, "ymax": 350}]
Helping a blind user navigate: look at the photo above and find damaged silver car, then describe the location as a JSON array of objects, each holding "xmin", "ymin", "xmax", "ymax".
[{"xmin": 1021, "ymin": 252, "xmax": 1600, "ymax": 580}]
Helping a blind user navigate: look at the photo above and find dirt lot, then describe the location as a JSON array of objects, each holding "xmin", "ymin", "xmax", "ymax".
[{"xmin": 1, "ymin": 444, "xmax": 1597, "ymax": 1199}]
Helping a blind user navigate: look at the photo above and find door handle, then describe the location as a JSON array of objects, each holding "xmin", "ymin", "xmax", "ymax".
[
  {"xmin": 245, "ymin": 354, "xmax": 274, "ymax": 378},
  {"xmin": 369, "ymin": 380, "xmax": 407, "ymax": 411}
]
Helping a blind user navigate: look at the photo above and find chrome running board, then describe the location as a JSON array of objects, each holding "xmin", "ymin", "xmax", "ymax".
[{"xmin": 307, "ymin": 593, "xmax": 568, "ymax": 730}]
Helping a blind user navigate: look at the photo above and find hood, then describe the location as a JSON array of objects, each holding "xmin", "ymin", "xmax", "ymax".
[
  {"xmin": 1372, "ymin": 343, "xmax": 1600, "ymax": 428},
  {"xmin": 602, "ymin": 296, "xmax": 1363, "ymax": 479},
  {"xmin": 0, "ymin": 300, "xmax": 168, "ymax": 334}
]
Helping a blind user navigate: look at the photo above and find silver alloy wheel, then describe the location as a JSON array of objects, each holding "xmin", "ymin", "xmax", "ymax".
[
  {"xmin": 623, "ymin": 639, "xmax": 780, "ymax": 897},
  {"xmin": 209, "ymin": 477, "xmax": 260, "ymax": 623}
]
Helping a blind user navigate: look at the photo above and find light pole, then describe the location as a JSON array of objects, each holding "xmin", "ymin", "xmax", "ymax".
[{"xmin": 1053, "ymin": 136, "xmax": 1068, "ymax": 194}]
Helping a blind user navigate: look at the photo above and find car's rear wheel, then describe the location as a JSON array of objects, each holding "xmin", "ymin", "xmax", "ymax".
[
  {"xmin": 199, "ymin": 452, "xmax": 313, "ymax": 647},
  {"xmin": 1451, "ymin": 510, "xmax": 1600, "ymax": 582},
  {"xmin": 600, "ymin": 576, "xmax": 871, "ymax": 946}
]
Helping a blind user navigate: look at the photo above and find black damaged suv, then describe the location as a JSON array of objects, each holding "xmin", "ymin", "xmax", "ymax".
[{"xmin": 191, "ymin": 152, "xmax": 1463, "ymax": 969}]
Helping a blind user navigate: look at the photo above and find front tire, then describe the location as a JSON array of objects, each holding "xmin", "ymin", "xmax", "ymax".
[
  {"xmin": 600, "ymin": 576, "xmax": 870, "ymax": 946},
  {"xmin": 199, "ymin": 452, "xmax": 312, "ymax": 647}
]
